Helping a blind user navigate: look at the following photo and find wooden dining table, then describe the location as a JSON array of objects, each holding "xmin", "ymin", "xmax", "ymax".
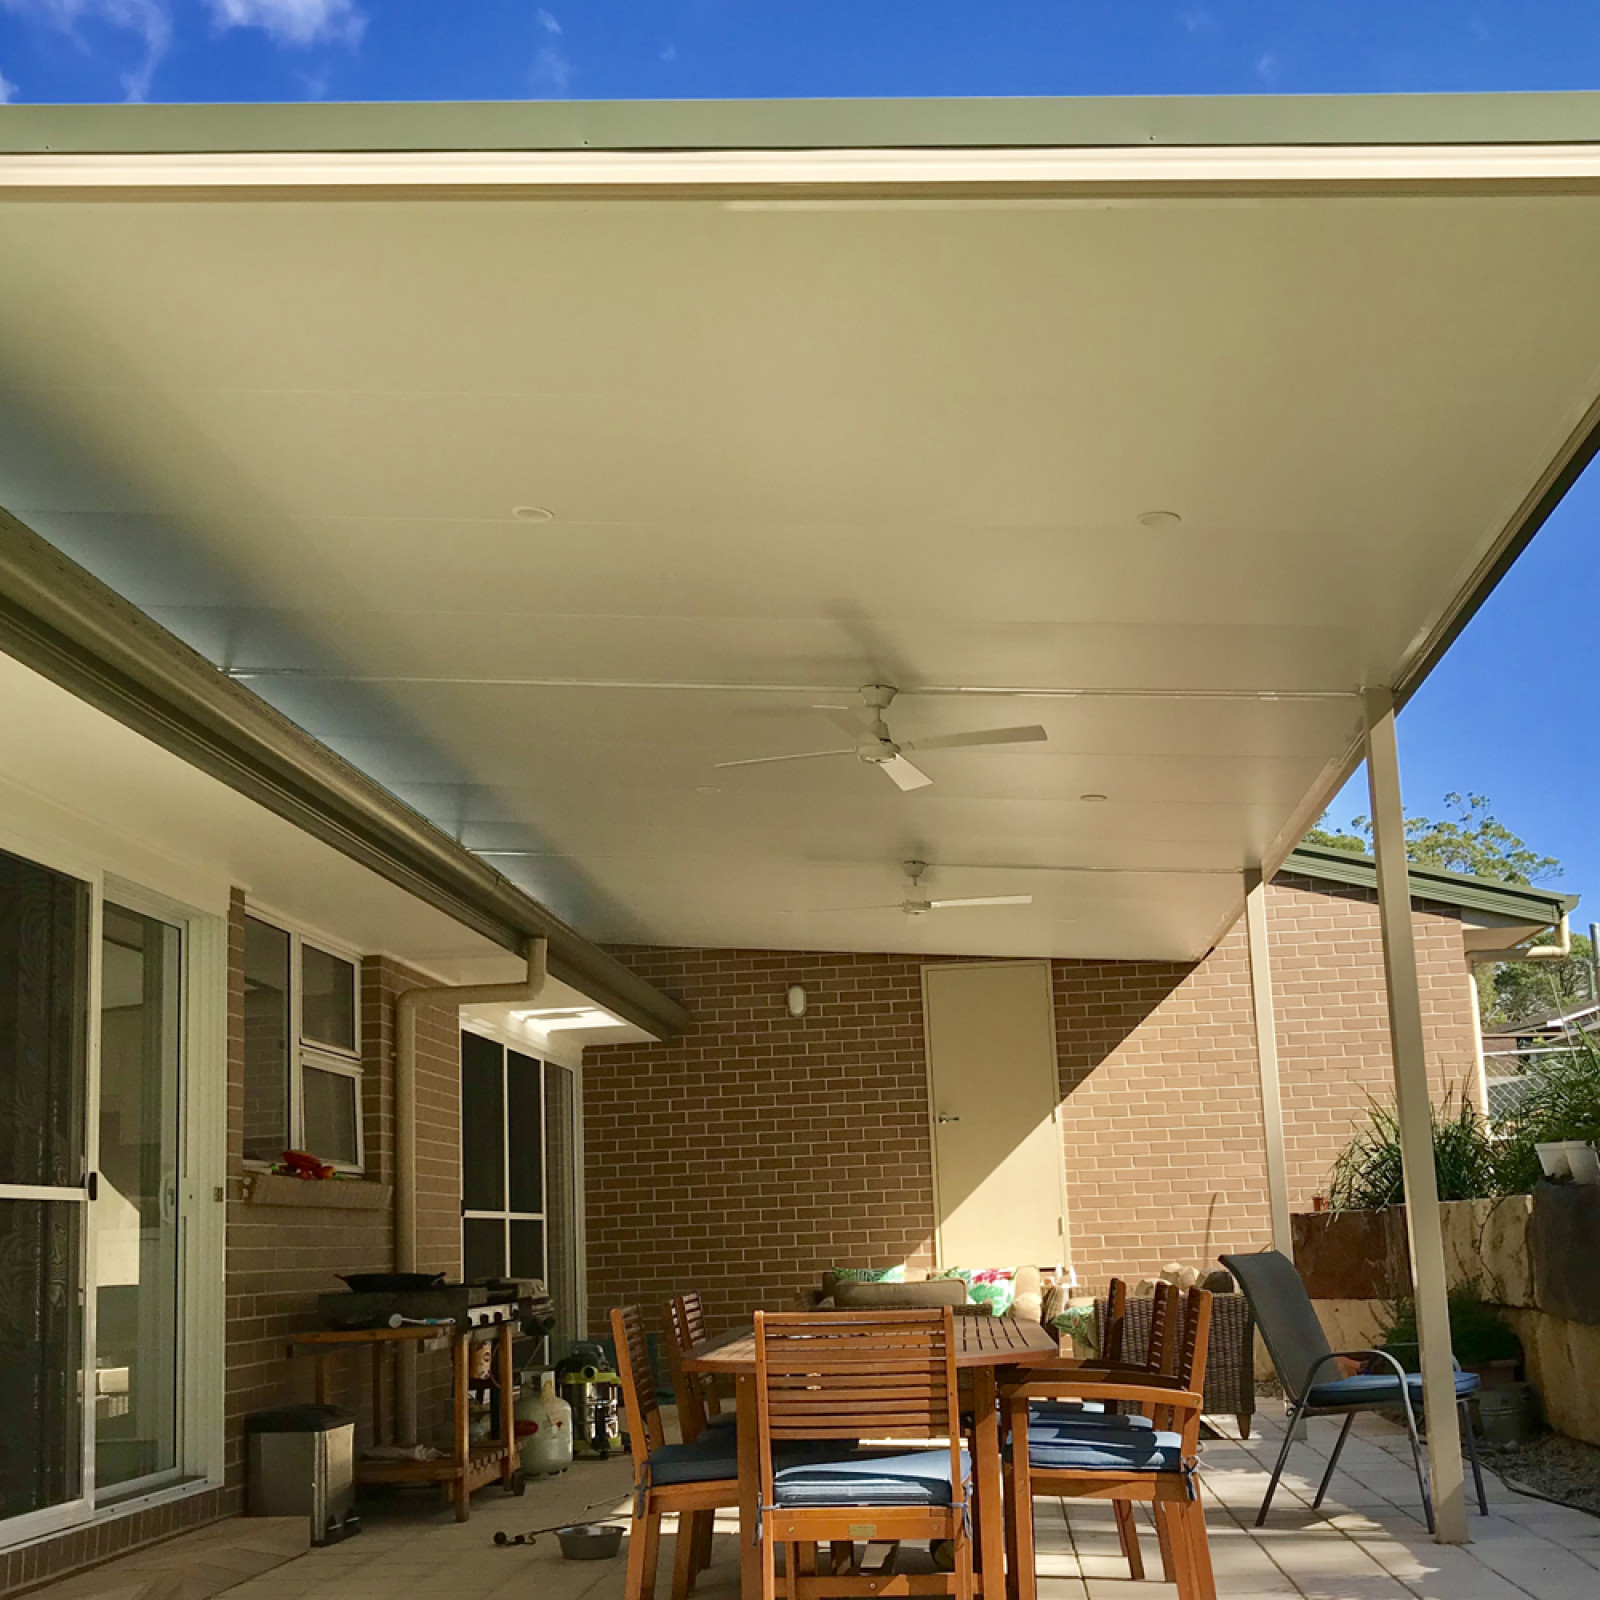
[{"xmin": 683, "ymin": 1312, "xmax": 1065, "ymax": 1600}]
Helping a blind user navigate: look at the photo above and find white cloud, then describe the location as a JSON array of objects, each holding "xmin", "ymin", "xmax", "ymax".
[
  {"xmin": 0, "ymin": 65, "xmax": 16, "ymax": 101},
  {"xmin": 204, "ymin": 0, "xmax": 365, "ymax": 47},
  {"xmin": 531, "ymin": 7, "xmax": 573, "ymax": 95},
  {"xmin": 0, "ymin": 1, "xmax": 171, "ymax": 101},
  {"xmin": 1254, "ymin": 50, "xmax": 1278, "ymax": 85}
]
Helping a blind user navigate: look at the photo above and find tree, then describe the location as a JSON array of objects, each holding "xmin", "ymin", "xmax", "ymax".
[
  {"xmin": 1304, "ymin": 792, "xmax": 1561, "ymax": 885},
  {"xmin": 1486, "ymin": 933, "xmax": 1594, "ymax": 1028},
  {"xmin": 1303, "ymin": 793, "xmax": 1579, "ymax": 1028}
]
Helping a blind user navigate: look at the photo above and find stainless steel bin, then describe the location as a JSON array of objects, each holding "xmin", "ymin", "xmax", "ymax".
[{"xmin": 245, "ymin": 1404, "xmax": 358, "ymax": 1545}]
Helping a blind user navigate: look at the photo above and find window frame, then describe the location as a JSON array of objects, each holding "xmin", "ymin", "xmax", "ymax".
[
  {"xmin": 242, "ymin": 911, "xmax": 364, "ymax": 1175},
  {"xmin": 459, "ymin": 1035, "xmax": 546, "ymax": 1279}
]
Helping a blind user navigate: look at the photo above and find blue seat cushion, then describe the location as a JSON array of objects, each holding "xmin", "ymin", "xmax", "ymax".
[
  {"xmin": 1029, "ymin": 1401, "xmax": 1154, "ymax": 1432},
  {"xmin": 1305, "ymin": 1370, "xmax": 1480, "ymax": 1410},
  {"xmin": 647, "ymin": 1436, "xmax": 742, "ymax": 1486},
  {"xmin": 1025, "ymin": 1429, "xmax": 1184, "ymax": 1473},
  {"xmin": 773, "ymin": 1448, "xmax": 970, "ymax": 1508}
]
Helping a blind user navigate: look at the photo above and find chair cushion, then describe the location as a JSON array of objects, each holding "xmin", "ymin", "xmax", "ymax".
[
  {"xmin": 647, "ymin": 1437, "xmax": 741, "ymax": 1486},
  {"xmin": 1305, "ymin": 1370, "xmax": 1481, "ymax": 1410},
  {"xmin": 1025, "ymin": 1428, "xmax": 1184, "ymax": 1473},
  {"xmin": 833, "ymin": 1279, "xmax": 969, "ymax": 1310},
  {"xmin": 649, "ymin": 1435, "xmax": 839, "ymax": 1486},
  {"xmin": 773, "ymin": 1448, "xmax": 970, "ymax": 1508},
  {"xmin": 1029, "ymin": 1401, "xmax": 1154, "ymax": 1431}
]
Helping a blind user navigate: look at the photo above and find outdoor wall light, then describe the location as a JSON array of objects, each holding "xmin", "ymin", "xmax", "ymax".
[{"xmin": 786, "ymin": 984, "xmax": 808, "ymax": 1017}]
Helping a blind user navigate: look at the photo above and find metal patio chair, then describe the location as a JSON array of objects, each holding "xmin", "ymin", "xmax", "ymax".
[{"xmin": 1220, "ymin": 1249, "xmax": 1488, "ymax": 1532}]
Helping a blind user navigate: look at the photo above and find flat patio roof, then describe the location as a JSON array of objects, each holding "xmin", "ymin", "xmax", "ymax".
[{"xmin": 2, "ymin": 92, "xmax": 1598, "ymax": 962}]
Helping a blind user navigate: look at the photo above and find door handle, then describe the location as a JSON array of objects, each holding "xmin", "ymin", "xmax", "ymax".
[{"xmin": 936, "ymin": 1115, "xmax": 961, "ymax": 1125}]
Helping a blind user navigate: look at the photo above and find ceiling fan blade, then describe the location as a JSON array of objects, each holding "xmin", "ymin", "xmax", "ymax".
[
  {"xmin": 778, "ymin": 903, "xmax": 902, "ymax": 915},
  {"xmin": 812, "ymin": 704, "xmax": 870, "ymax": 740},
  {"xmin": 880, "ymin": 755, "xmax": 933, "ymax": 791},
  {"xmin": 929, "ymin": 894, "xmax": 1034, "ymax": 909},
  {"xmin": 902, "ymin": 724, "xmax": 1048, "ymax": 753},
  {"xmin": 714, "ymin": 749, "xmax": 854, "ymax": 770}
]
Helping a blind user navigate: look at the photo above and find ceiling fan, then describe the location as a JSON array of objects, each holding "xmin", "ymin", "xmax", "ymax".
[
  {"xmin": 790, "ymin": 861, "xmax": 1034, "ymax": 921},
  {"xmin": 715, "ymin": 684, "xmax": 1046, "ymax": 791}
]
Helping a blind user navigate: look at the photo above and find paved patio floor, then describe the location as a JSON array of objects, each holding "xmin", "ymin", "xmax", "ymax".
[{"xmin": 212, "ymin": 1411, "xmax": 1600, "ymax": 1600}]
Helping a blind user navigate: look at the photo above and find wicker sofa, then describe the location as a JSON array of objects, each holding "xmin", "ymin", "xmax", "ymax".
[{"xmin": 1094, "ymin": 1290, "xmax": 1256, "ymax": 1436}]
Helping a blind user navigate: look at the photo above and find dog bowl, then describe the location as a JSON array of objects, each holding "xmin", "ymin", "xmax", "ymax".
[{"xmin": 556, "ymin": 1523, "xmax": 623, "ymax": 1561}]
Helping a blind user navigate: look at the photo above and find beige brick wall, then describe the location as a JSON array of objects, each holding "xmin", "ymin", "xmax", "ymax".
[{"xmin": 584, "ymin": 878, "xmax": 1478, "ymax": 1333}]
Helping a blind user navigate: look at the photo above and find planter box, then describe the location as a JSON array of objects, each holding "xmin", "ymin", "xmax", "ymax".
[
  {"xmin": 1292, "ymin": 1207, "xmax": 1411, "ymax": 1299},
  {"xmin": 245, "ymin": 1171, "xmax": 393, "ymax": 1211}
]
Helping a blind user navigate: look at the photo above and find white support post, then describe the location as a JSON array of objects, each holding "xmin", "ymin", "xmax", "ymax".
[
  {"xmin": 1244, "ymin": 867, "xmax": 1293, "ymax": 1257},
  {"xmin": 1364, "ymin": 688, "xmax": 1468, "ymax": 1544}
]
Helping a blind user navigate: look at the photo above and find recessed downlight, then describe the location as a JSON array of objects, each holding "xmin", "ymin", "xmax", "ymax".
[
  {"xmin": 1080, "ymin": 793, "xmax": 1108, "ymax": 802},
  {"xmin": 513, "ymin": 505, "xmax": 554, "ymax": 522},
  {"xmin": 1137, "ymin": 510, "xmax": 1182, "ymax": 529}
]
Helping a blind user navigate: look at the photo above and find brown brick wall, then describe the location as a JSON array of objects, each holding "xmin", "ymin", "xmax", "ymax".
[
  {"xmin": 223, "ymin": 898, "xmax": 463, "ymax": 1489},
  {"xmin": 584, "ymin": 879, "xmax": 1477, "ymax": 1332},
  {"xmin": 584, "ymin": 949, "xmax": 939, "ymax": 1337}
]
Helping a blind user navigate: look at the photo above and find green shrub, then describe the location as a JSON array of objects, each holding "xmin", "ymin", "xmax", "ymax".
[
  {"xmin": 1375, "ymin": 1279, "xmax": 1522, "ymax": 1372},
  {"xmin": 1328, "ymin": 1092, "xmax": 1503, "ymax": 1210}
]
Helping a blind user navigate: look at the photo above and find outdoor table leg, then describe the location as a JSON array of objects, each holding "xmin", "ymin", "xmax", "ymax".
[
  {"xmin": 737, "ymin": 1374, "xmax": 760, "ymax": 1600},
  {"xmin": 971, "ymin": 1365, "xmax": 1004, "ymax": 1599}
]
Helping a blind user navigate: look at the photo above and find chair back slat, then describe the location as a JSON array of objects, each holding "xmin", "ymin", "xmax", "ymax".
[
  {"xmin": 680, "ymin": 1290, "xmax": 711, "ymax": 1346},
  {"xmin": 611, "ymin": 1305, "xmax": 667, "ymax": 1467},
  {"xmin": 1154, "ymin": 1287, "xmax": 1213, "ymax": 1440},
  {"xmin": 1145, "ymin": 1281, "xmax": 1175, "ymax": 1377},
  {"xmin": 664, "ymin": 1296, "xmax": 710, "ymax": 1441},
  {"xmin": 1101, "ymin": 1277, "xmax": 1128, "ymax": 1364},
  {"xmin": 1220, "ymin": 1249, "xmax": 1333, "ymax": 1403},
  {"xmin": 753, "ymin": 1308, "xmax": 964, "ymax": 1510}
]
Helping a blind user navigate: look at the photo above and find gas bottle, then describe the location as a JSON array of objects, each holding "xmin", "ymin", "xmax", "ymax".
[{"xmin": 515, "ymin": 1370, "xmax": 573, "ymax": 1476}]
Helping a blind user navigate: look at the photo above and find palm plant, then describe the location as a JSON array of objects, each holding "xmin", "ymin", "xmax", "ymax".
[{"xmin": 1328, "ymin": 1090, "xmax": 1503, "ymax": 1210}]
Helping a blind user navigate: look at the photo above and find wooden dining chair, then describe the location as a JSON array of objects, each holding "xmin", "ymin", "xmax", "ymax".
[
  {"xmin": 667, "ymin": 1292, "xmax": 734, "ymax": 1441},
  {"xmin": 1003, "ymin": 1289, "xmax": 1216, "ymax": 1600},
  {"xmin": 753, "ymin": 1308, "xmax": 973, "ymax": 1600},
  {"xmin": 665, "ymin": 1293, "xmax": 734, "ymax": 1577},
  {"xmin": 613, "ymin": 1305, "xmax": 741, "ymax": 1600}
]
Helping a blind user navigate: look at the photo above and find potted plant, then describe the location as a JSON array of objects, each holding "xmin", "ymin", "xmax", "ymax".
[{"xmin": 1376, "ymin": 1279, "xmax": 1522, "ymax": 1387}]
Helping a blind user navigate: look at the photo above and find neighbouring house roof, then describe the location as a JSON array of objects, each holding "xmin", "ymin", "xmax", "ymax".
[
  {"xmin": 1482, "ymin": 999, "xmax": 1600, "ymax": 1043},
  {"xmin": 1280, "ymin": 844, "xmax": 1577, "ymax": 946}
]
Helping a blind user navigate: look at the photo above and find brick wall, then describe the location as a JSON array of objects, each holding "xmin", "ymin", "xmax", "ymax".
[
  {"xmin": 222, "ymin": 896, "xmax": 462, "ymax": 1490},
  {"xmin": 583, "ymin": 878, "xmax": 1478, "ymax": 1332}
]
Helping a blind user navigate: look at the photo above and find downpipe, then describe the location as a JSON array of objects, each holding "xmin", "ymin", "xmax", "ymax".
[{"xmin": 394, "ymin": 936, "xmax": 548, "ymax": 1440}]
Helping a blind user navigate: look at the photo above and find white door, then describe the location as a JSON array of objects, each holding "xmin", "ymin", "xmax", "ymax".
[{"xmin": 923, "ymin": 961, "xmax": 1066, "ymax": 1268}]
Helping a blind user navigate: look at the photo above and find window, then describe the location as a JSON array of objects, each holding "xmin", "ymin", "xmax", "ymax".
[
  {"xmin": 459, "ymin": 1032, "xmax": 580, "ymax": 1353},
  {"xmin": 243, "ymin": 915, "xmax": 363, "ymax": 1170}
]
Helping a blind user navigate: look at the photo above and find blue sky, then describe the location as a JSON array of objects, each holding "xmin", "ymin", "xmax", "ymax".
[{"xmin": 2, "ymin": 3, "xmax": 1598, "ymax": 903}]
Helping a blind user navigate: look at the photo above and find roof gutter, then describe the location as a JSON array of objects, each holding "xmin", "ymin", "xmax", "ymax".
[
  {"xmin": 1466, "ymin": 913, "xmax": 1573, "ymax": 966},
  {"xmin": 0, "ymin": 507, "xmax": 688, "ymax": 1040}
]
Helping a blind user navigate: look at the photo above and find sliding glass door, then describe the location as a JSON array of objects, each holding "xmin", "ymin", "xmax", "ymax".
[
  {"xmin": 0, "ymin": 849, "xmax": 91, "ymax": 1534},
  {"xmin": 0, "ymin": 850, "xmax": 195, "ymax": 1543},
  {"xmin": 95, "ymin": 903, "xmax": 182, "ymax": 1496}
]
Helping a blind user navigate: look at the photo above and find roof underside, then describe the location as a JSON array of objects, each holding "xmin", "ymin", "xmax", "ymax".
[{"xmin": 2, "ymin": 98, "xmax": 1600, "ymax": 963}]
